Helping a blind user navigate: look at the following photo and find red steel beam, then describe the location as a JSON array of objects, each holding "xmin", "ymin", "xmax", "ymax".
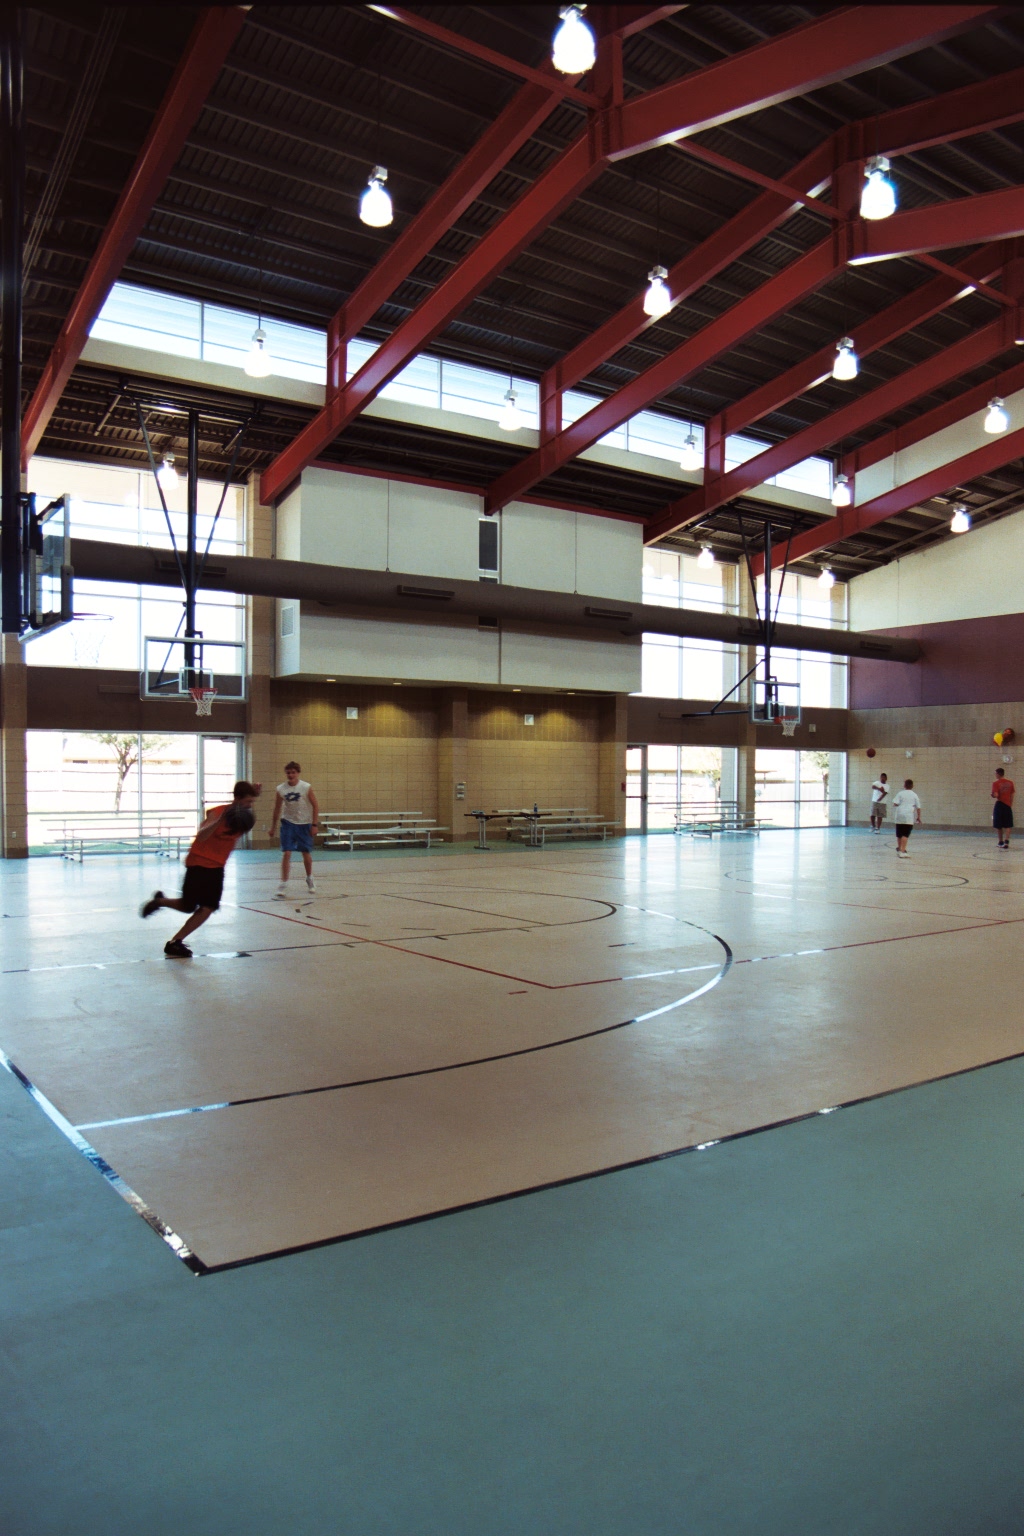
[
  {"xmin": 372, "ymin": 6, "xmax": 603, "ymax": 108},
  {"xmin": 262, "ymin": 4, "xmax": 990, "ymax": 504},
  {"xmin": 21, "ymin": 6, "xmax": 246, "ymax": 466},
  {"xmin": 607, "ymin": 6, "xmax": 999, "ymax": 158},
  {"xmin": 861, "ymin": 61, "xmax": 1024, "ymax": 159},
  {"xmin": 545, "ymin": 69, "xmax": 1024, "ymax": 411},
  {"xmin": 852, "ymin": 184, "xmax": 1024, "ymax": 264},
  {"xmin": 542, "ymin": 140, "xmax": 836, "ymax": 420},
  {"xmin": 487, "ymin": 242, "xmax": 841, "ymax": 512},
  {"xmin": 754, "ymin": 348, "xmax": 1024, "ymax": 572},
  {"xmin": 711, "ymin": 245, "xmax": 1007, "ymax": 447},
  {"xmin": 850, "ymin": 353, "xmax": 1024, "ymax": 480},
  {"xmin": 340, "ymin": 81, "xmax": 576, "ymax": 346},
  {"xmin": 645, "ymin": 316, "xmax": 1013, "ymax": 543},
  {"xmin": 777, "ymin": 414, "xmax": 1024, "ymax": 570}
]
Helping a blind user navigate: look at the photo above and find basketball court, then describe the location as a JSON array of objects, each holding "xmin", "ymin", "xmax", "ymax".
[{"xmin": 4, "ymin": 827, "xmax": 1022, "ymax": 1271}]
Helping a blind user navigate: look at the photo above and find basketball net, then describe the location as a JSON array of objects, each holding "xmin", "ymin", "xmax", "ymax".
[
  {"xmin": 189, "ymin": 687, "xmax": 217, "ymax": 717},
  {"xmin": 781, "ymin": 717, "xmax": 797, "ymax": 738}
]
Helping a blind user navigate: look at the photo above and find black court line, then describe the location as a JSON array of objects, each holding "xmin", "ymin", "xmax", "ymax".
[{"xmin": 0, "ymin": 904, "xmax": 732, "ymax": 1269}]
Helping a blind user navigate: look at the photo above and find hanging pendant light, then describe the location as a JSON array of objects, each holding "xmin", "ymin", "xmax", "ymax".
[
  {"xmin": 498, "ymin": 387, "xmax": 523, "ymax": 432},
  {"xmin": 832, "ymin": 336, "xmax": 859, "ymax": 381},
  {"xmin": 552, "ymin": 5, "xmax": 596, "ymax": 74},
  {"xmin": 156, "ymin": 454, "xmax": 178, "ymax": 490},
  {"xmin": 359, "ymin": 166, "xmax": 393, "ymax": 228},
  {"xmin": 818, "ymin": 565, "xmax": 835, "ymax": 590},
  {"xmin": 643, "ymin": 264, "xmax": 671, "ymax": 318},
  {"xmin": 950, "ymin": 504, "xmax": 971, "ymax": 534},
  {"xmin": 244, "ymin": 326, "xmax": 272, "ymax": 378},
  {"xmin": 696, "ymin": 543, "xmax": 715, "ymax": 569},
  {"xmin": 831, "ymin": 471, "xmax": 852, "ymax": 507},
  {"xmin": 859, "ymin": 155, "xmax": 897, "ymax": 221},
  {"xmin": 679, "ymin": 430, "xmax": 702, "ymax": 472},
  {"xmin": 984, "ymin": 396, "xmax": 1008, "ymax": 434}
]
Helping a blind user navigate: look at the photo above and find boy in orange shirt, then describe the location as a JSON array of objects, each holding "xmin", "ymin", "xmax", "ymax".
[
  {"xmin": 140, "ymin": 780, "xmax": 261, "ymax": 956},
  {"xmin": 992, "ymin": 766, "xmax": 1015, "ymax": 850}
]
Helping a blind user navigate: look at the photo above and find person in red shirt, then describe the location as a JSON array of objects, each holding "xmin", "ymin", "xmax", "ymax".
[
  {"xmin": 140, "ymin": 780, "xmax": 261, "ymax": 956},
  {"xmin": 991, "ymin": 766, "xmax": 1015, "ymax": 850}
]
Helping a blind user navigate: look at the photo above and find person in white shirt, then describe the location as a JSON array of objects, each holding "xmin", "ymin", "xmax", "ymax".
[
  {"xmin": 890, "ymin": 778, "xmax": 921, "ymax": 858},
  {"xmin": 269, "ymin": 761, "xmax": 320, "ymax": 896},
  {"xmin": 869, "ymin": 772, "xmax": 888, "ymax": 832}
]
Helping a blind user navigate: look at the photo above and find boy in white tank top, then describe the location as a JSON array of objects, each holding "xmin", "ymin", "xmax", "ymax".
[{"xmin": 269, "ymin": 761, "xmax": 320, "ymax": 896}]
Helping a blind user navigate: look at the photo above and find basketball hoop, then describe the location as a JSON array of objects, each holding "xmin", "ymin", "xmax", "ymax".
[
  {"xmin": 189, "ymin": 686, "xmax": 217, "ymax": 717},
  {"xmin": 781, "ymin": 717, "xmax": 797, "ymax": 738}
]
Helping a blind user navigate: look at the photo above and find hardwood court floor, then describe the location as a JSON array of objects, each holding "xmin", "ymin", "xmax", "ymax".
[{"xmin": 3, "ymin": 829, "xmax": 1023, "ymax": 1270}]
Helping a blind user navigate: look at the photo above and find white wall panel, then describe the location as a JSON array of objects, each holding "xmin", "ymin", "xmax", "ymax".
[
  {"xmin": 500, "ymin": 629, "xmax": 641, "ymax": 692},
  {"xmin": 295, "ymin": 468, "xmax": 389, "ymax": 569},
  {"xmin": 575, "ymin": 514, "xmax": 642, "ymax": 601},
  {"xmin": 278, "ymin": 612, "xmax": 500, "ymax": 684},
  {"xmin": 501, "ymin": 501, "xmax": 576, "ymax": 591},
  {"xmin": 849, "ymin": 503, "xmax": 1024, "ymax": 630},
  {"xmin": 386, "ymin": 481, "xmax": 482, "ymax": 579}
]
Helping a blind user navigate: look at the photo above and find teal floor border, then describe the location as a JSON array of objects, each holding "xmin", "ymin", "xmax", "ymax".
[{"xmin": 3, "ymin": 1050, "xmax": 1024, "ymax": 1534}]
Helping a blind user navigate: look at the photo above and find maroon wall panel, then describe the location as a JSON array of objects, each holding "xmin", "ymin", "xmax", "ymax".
[{"xmin": 850, "ymin": 611, "xmax": 1024, "ymax": 709}]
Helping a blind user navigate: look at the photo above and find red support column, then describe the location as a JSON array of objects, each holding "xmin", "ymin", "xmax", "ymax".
[{"xmin": 20, "ymin": 6, "xmax": 247, "ymax": 465}]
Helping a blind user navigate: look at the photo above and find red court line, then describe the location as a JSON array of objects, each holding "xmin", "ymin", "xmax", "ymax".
[
  {"xmin": 239, "ymin": 904, "xmax": 623, "ymax": 991},
  {"xmin": 734, "ymin": 914, "xmax": 1024, "ymax": 966}
]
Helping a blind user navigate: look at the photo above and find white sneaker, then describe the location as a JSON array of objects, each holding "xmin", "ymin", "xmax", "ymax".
[
  {"xmin": 306, "ymin": 877, "xmax": 316, "ymax": 893},
  {"xmin": 897, "ymin": 851, "xmax": 909, "ymax": 858},
  {"xmin": 274, "ymin": 883, "xmax": 288, "ymax": 899}
]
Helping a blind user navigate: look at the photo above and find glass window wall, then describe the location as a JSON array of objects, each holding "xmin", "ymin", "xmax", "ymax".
[{"xmin": 24, "ymin": 457, "xmax": 244, "ymax": 671}]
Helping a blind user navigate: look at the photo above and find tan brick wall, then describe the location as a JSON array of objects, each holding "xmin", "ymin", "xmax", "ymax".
[
  {"xmin": 466, "ymin": 696, "xmax": 601, "ymax": 811},
  {"xmin": 847, "ymin": 700, "xmax": 1022, "ymax": 828}
]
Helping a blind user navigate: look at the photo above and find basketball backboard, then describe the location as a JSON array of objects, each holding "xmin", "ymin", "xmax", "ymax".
[
  {"xmin": 751, "ymin": 677, "xmax": 801, "ymax": 726},
  {"xmin": 141, "ymin": 635, "xmax": 246, "ymax": 702},
  {"xmin": 22, "ymin": 493, "xmax": 73, "ymax": 637}
]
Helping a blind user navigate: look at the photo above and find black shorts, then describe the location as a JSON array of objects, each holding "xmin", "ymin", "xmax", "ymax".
[
  {"xmin": 895, "ymin": 823, "xmax": 913, "ymax": 839},
  {"xmin": 181, "ymin": 864, "xmax": 225, "ymax": 912},
  {"xmin": 994, "ymin": 802, "xmax": 1014, "ymax": 829}
]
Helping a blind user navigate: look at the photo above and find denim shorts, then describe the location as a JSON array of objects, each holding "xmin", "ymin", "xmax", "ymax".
[{"xmin": 280, "ymin": 821, "xmax": 314, "ymax": 852}]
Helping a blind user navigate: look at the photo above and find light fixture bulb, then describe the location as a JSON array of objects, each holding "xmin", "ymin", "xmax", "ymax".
[
  {"xmin": 859, "ymin": 155, "xmax": 896, "ymax": 221},
  {"xmin": 831, "ymin": 471, "xmax": 852, "ymax": 507},
  {"xmin": 696, "ymin": 543, "xmax": 715, "ymax": 569},
  {"xmin": 643, "ymin": 265, "xmax": 671, "ymax": 318},
  {"xmin": 359, "ymin": 166, "xmax": 393, "ymax": 228},
  {"xmin": 984, "ymin": 396, "xmax": 1008, "ymax": 434},
  {"xmin": 552, "ymin": 5, "xmax": 596, "ymax": 74},
  {"xmin": 832, "ymin": 336, "xmax": 859, "ymax": 381},
  {"xmin": 498, "ymin": 387, "xmax": 523, "ymax": 432},
  {"xmin": 950, "ymin": 504, "xmax": 971, "ymax": 534},
  {"xmin": 156, "ymin": 454, "xmax": 178, "ymax": 490},
  {"xmin": 244, "ymin": 326, "xmax": 272, "ymax": 378},
  {"xmin": 679, "ymin": 431, "xmax": 702, "ymax": 472},
  {"xmin": 818, "ymin": 565, "xmax": 835, "ymax": 590}
]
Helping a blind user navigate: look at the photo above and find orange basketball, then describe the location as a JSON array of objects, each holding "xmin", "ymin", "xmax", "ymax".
[{"xmin": 866, "ymin": 747, "xmax": 876, "ymax": 758}]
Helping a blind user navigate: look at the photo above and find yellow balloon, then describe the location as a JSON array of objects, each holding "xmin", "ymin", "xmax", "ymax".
[{"xmin": 994, "ymin": 732, "xmax": 1004, "ymax": 746}]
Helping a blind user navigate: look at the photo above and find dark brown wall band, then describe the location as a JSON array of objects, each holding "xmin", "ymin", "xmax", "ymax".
[{"xmin": 70, "ymin": 539, "xmax": 922, "ymax": 665}]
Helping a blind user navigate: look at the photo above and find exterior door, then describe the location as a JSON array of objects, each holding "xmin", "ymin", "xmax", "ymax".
[
  {"xmin": 199, "ymin": 734, "xmax": 243, "ymax": 818},
  {"xmin": 625, "ymin": 744, "xmax": 648, "ymax": 834}
]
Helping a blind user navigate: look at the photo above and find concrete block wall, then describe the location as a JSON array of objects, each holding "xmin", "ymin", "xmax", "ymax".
[{"xmin": 847, "ymin": 702, "xmax": 1019, "ymax": 828}]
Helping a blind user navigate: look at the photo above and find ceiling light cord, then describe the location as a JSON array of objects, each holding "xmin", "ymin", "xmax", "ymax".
[{"xmin": 360, "ymin": 36, "xmax": 393, "ymax": 227}]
